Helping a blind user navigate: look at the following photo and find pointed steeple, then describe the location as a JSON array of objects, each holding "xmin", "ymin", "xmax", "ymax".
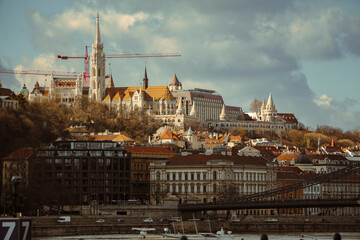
[
  {"xmin": 143, "ymin": 66, "xmax": 148, "ymax": 89},
  {"xmin": 261, "ymin": 100, "xmax": 266, "ymax": 110},
  {"xmin": 107, "ymin": 75, "xmax": 114, "ymax": 88},
  {"xmin": 176, "ymin": 99, "xmax": 184, "ymax": 115},
  {"xmin": 189, "ymin": 101, "xmax": 197, "ymax": 117},
  {"xmin": 95, "ymin": 13, "xmax": 101, "ymax": 45},
  {"xmin": 220, "ymin": 104, "xmax": 227, "ymax": 121},
  {"xmin": 266, "ymin": 92, "xmax": 275, "ymax": 110}
]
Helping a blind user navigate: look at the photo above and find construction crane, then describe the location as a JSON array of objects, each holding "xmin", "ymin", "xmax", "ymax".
[
  {"xmin": 57, "ymin": 46, "xmax": 181, "ymax": 87},
  {"xmin": 0, "ymin": 69, "xmax": 83, "ymax": 77}
]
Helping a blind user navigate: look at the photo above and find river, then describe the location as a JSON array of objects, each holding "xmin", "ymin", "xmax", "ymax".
[{"xmin": 33, "ymin": 232, "xmax": 360, "ymax": 240}]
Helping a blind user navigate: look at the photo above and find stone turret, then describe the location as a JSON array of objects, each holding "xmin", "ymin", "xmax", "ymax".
[
  {"xmin": 169, "ymin": 74, "xmax": 182, "ymax": 91},
  {"xmin": 220, "ymin": 104, "xmax": 227, "ymax": 121},
  {"xmin": 189, "ymin": 101, "xmax": 197, "ymax": 117},
  {"xmin": 176, "ymin": 98, "xmax": 184, "ymax": 115}
]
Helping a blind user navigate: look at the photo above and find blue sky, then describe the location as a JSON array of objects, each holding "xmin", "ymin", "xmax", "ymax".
[{"xmin": 1, "ymin": 0, "xmax": 360, "ymax": 131}]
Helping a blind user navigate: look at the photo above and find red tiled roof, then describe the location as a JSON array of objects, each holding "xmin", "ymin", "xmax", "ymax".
[
  {"xmin": 167, "ymin": 154, "xmax": 268, "ymax": 166},
  {"xmin": 3, "ymin": 148, "xmax": 34, "ymax": 160},
  {"xmin": 124, "ymin": 146, "xmax": 175, "ymax": 154},
  {"xmin": 277, "ymin": 113, "xmax": 298, "ymax": 124}
]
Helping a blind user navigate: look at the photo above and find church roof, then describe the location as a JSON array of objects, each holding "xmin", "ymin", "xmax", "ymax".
[
  {"xmin": 278, "ymin": 113, "xmax": 298, "ymax": 124},
  {"xmin": 105, "ymin": 86, "xmax": 175, "ymax": 101}
]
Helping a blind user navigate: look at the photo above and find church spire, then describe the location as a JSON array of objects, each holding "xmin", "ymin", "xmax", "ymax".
[
  {"xmin": 143, "ymin": 66, "xmax": 148, "ymax": 89},
  {"xmin": 95, "ymin": 13, "xmax": 101, "ymax": 45}
]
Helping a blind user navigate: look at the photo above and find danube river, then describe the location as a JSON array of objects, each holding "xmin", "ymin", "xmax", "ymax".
[{"xmin": 33, "ymin": 232, "xmax": 360, "ymax": 240}]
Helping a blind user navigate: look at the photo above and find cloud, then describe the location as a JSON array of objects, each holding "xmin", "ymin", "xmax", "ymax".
[
  {"xmin": 5, "ymin": 0, "xmax": 360, "ymax": 131},
  {"xmin": 14, "ymin": 54, "xmax": 74, "ymax": 89},
  {"xmin": 315, "ymin": 94, "xmax": 333, "ymax": 106}
]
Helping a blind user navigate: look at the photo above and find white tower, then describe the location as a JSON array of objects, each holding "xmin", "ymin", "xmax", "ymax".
[
  {"xmin": 219, "ymin": 104, "xmax": 227, "ymax": 121},
  {"xmin": 263, "ymin": 93, "xmax": 277, "ymax": 121},
  {"xmin": 89, "ymin": 13, "xmax": 106, "ymax": 101},
  {"xmin": 189, "ymin": 101, "xmax": 197, "ymax": 118}
]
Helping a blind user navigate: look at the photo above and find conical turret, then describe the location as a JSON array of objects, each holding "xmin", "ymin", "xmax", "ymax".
[
  {"xmin": 189, "ymin": 101, "xmax": 197, "ymax": 117},
  {"xmin": 220, "ymin": 104, "xmax": 227, "ymax": 121},
  {"xmin": 169, "ymin": 73, "xmax": 182, "ymax": 91},
  {"xmin": 176, "ymin": 99, "xmax": 184, "ymax": 115},
  {"xmin": 266, "ymin": 92, "xmax": 276, "ymax": 110}
]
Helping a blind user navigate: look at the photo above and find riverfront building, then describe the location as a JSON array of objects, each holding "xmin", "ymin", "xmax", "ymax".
[{"xmin": 29, "ymin": 140, "xmax": 131, "ymax": 205}]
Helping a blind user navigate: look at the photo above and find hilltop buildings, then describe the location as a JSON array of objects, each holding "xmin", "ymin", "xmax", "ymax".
[{"xmin": 17, "ymin": 14, "xmax": 299, "ymax": 133}]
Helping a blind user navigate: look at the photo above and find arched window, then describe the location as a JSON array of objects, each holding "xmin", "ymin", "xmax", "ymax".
[
  {"xmin": 213, "ymin": 184, "xmax": 217, "ymax": 193},
  {"xmin": 213, "ymin": 171, "xmax": 217, "ymax": 180}
]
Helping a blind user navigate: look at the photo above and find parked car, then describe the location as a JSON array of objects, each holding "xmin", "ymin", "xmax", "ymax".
[
  {"xmin": 264, "ymin": 218, "xmax": 278, "ymax": 223},
  {"xmin": 57, "ymin": 216, "xmax": 71, "ymax": 223},
  {"xmin": 232, "ymin": 218, "xmax": 241, "ymax": 223},
  {"xmin": 96, "ymin": 219, "xmax": 105, "ymax": 223},
  {"xmin": 304, "ymin": 218, "xmax": 312, "ymax": 223},
  {"xmin": 117, "ymin": 218, "xmax": 125, "ymax": 223},
  {"xmin": 143, "ymin": 218, "xmax": 153, "ymax": 223}
]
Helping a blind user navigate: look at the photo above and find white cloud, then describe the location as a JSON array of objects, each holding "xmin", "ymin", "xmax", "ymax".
[
  {"xmin": 314, "ymin": 94, "xmax": 332, "ymax": 106},
  {"xmin": 14, "ymin": 54, "xmax": 74, "ymax": 89}
]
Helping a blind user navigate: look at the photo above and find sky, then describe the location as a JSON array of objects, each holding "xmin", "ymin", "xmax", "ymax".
[{"xmin": 1, "ymin": 0, "xmax": 360, "ymax": 131}]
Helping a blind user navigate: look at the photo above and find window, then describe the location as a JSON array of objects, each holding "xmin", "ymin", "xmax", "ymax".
[
  {"xmin": 185, "ymin": 173, "xmax": 188, "ymax": 181},
  {"xmin": 203, "ymin": 173, "xmax": 206, "ymax": 180},
  {"xmin": 156, "ymin": 171, "xmax": 161, "ymax": 181},
  {"xmin": 178, "ymin": 173, "xmax": 182, "ymax": 181},
  {"xmin": 213, "ymin": 184, "xmax": 217, "ymax": 193},
  {"xmin": 191, "ymin": 173, "xmax": 194, "ymax": 181},
  {"xmin": 213, "ymin": 171, "xmax": 217, "ymax": 180}
]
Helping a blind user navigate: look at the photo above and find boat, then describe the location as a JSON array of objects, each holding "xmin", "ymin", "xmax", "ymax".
[{"xmin": 132, "ymin": 227, "xmax": 175, "ymax": 240}]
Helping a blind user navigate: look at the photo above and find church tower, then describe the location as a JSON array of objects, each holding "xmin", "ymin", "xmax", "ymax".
[{"xmin": 89, "ymin": 13, "xmax": 106, "ymax": 101}]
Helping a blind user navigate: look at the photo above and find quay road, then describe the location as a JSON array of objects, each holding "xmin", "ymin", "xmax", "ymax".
[
  {"xmin": 30, "ymin": 215, "xmax": 360, "ymax": 237},
  {"xmin": 179, "ymin": 198, "xmax": 360, "ymax": 211}
]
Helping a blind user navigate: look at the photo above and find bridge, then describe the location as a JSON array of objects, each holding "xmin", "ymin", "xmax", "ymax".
[{"xmin": 179, "ymin": 162, "xmax": 360, "ymax": 212}]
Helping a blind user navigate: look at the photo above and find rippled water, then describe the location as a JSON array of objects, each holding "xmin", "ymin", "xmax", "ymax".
[{"xmin": 34, "ymin": 232, "xmax": 360, "ymax": 240}]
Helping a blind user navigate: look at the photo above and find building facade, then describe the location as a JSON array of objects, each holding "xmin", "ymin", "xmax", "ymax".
[
  {"xmin": 30, "ymin": 140, "xmax": 131, "ymax": 205},
  {"xmin": 149, "ymin": 153, "xmax": 276, "ymax": 209}
]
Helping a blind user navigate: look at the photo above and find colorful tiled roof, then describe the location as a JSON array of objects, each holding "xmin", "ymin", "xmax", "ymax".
[{"xmin": 277, "ymin": 113, "xmax": 298, "ymax": 124}]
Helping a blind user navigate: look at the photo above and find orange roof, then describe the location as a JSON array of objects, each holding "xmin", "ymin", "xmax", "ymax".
[
  {"xmin": 3, "ymin": 148, "xmax": 34, "ymax": 160},
  {"xmin": 124, "ymin": 146, "xmax": 175, "ymax": 154},
  {"xmin": 276, "ymin": 153, "xmax": 299, "ymax": 165},
  {"xmin": 230, "ymin": 135, "xmax": 242, "ymax": 141},
  {"xmin": 158, "ymin": 129, "xmax": 182, "ymax": 140},
  {"xmin": 105, "ymin": 86, "xmax": 175, "ymax": 101}
]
